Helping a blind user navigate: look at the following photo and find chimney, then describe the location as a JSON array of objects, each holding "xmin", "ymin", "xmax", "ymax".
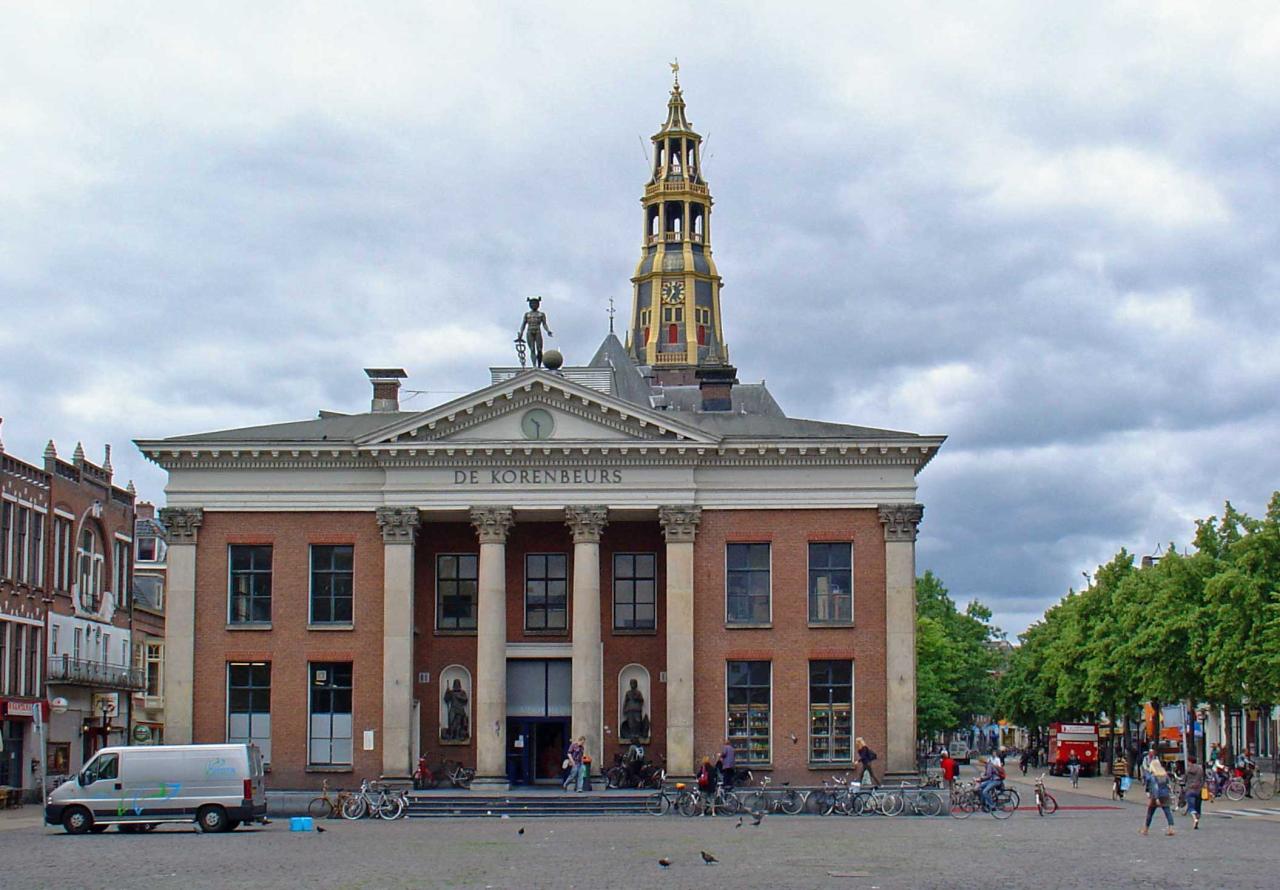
[
  {"xmin": 136, "ymin": 501, "xmax": 155, "ymax": 520},
  {"xmin": 695, "ymin": 350, "xmax": 738, "ymax": 412},
  {"xmin": 364, "ymin": 368, "xmax": 408, "ymax": 413}
]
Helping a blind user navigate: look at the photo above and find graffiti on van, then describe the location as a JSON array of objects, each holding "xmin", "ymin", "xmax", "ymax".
[
  {"xmin": 205, "ymin": 758, "xmax": 238, "ymax": 778},
  {"xmin": 117, "ymin": 783, "xmax": 182, "ymax": 817}
]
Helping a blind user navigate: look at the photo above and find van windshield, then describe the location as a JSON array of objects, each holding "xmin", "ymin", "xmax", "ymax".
[{"xmin": 83, "ymin": 752, "xmax": 119, "ymax": 784}]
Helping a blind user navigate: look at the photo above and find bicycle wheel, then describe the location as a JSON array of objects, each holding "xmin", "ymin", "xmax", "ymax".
[
  {"xmin": 341, "ymin": 795, "xmax": 367, "ymax": 820},
  {"xmin": 780, "ymin": 789, "xmax": 805, "ymax": 816},
  {"xmin": 813, "ymin": 790, "xmax": 836, "ymax": 817},
  {"xmin": 645, "ymin": 792, "xmax": 670, "ymax": 816},
  {"xmin": 952, "ymin": 791, "xmax": 976, "ymax": 819},
  {"xmin": 1040, "ymin": 791, "xmax": 1058, "ymax": 815},
  {"xmin": 991, "ymin": 790, "xmax": 1016, "ymax": 820},
  {"xmin": 880, "ymin": 791, "xmax": 905, "ymax": 817},
  {"xmin": 720, "ymin": 791, "xmax": 746, "ymax": 815},
  {"xmin": 1225, "ymin": 778, "xmax": 1246, "ymax": 801},
  {"xmin": 1252, "ymin": 778, "xmax": 1274, "ymax": 800},
  {"xmin": 743, "ymin": 791, "xmax": 768, "ymax": 814},
  {"xmin": 676, "ymin": 792, "xmax": 700, "ymax": 817},
  {"xmin": 378, "ymin": 794, "xmax": 406, "ymax": 820},
  {"xmin": 307, "ymin": 797, "xmax": 335, "ymax": 820},
  {"xmin": 605, "ymin": 767, "xmax": 625, "ymax": 789},
  {"xmin": 916, "ymin": 790, "xmax": 943, "ymax": 817}
]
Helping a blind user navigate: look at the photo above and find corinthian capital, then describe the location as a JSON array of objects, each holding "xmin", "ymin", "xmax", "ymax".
[
  {"xmin": 658, "ymin": 505, "xmax": 702, "ymax": 543},
  {"xmin": 470, "ymin": 506, "xmax": 515, "ymax": 544},
  {"xmin": 878, "ymin": 503, "xmax": 924, "ymax": 543},
  {"xmin": 564, "ymin": 505, "xmax": 609, "ymax": 544},
  {"xmin": 159, "ymin": 507, "xmax": 204, "ymax": 545},
  {"xmin": 376, "ymin": 506, "xmax": 421, "ymax": 543}
]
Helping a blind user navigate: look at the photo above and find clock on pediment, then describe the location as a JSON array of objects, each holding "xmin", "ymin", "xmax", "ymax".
[
  {"xmin": 661, "ymin": 279, "xmax": 685, "ymax": 304},
  {"xmin": 520, "ymin": 408, "xmax": 555, "ymax": 440}
]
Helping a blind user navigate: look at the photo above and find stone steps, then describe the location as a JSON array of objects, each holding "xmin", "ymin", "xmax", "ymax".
[{"xmin": 406, "ymin": 792, "xmax": 652, "ymax": 819}]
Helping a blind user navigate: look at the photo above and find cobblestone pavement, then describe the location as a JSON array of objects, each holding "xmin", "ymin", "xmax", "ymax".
[{"xmin": 3, "ymin": 781, "xmax": 1277, "ymax": 890}]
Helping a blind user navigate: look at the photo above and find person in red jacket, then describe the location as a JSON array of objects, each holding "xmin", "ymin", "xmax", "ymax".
[{"xmin": 941, "ymin": 750, "xmax": 958, "ymax": 792}]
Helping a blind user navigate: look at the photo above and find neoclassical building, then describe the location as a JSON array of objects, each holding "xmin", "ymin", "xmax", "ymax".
[{"xmin": 137, "ymin": 77, "xmax": 944, "ymax": 788}]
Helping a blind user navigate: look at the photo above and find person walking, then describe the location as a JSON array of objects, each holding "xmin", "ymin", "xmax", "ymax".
[
  {"xmin": 564, "ymin": 736, "xmax": 586, "ymax": 792},
  {"xmin": 720, "ymin": 739, "xmax": 736, "ymax": 790},
  {"xmin": 1140, "ymin": 759, "xmax": 1176, "ymax": 836},
  {"xmin": 941, "ymin": 749, "xmax": 958, "ymax": 793},
  {"xmin": 1183, "ymin": 754, "xmax": 1205, "ymax": 830},
  {"xmin": 855, "ymin": 737, "xmax": 878, "ymax": 786}
]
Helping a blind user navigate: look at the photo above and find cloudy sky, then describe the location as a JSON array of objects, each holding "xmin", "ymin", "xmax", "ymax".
[{"xmin": 3, "ymin": 2, "xmax": 1278, "ymax": 633}]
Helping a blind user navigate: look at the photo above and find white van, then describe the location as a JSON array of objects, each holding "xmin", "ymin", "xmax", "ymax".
[{"xmin": 45, "ymin": 743, "xmax": 267, "ymax": 834}]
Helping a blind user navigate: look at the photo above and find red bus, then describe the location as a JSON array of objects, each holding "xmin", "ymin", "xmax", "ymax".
[{"xmin": 1048, "ymin": 723, "xmax": 1100, "ymax": 776}]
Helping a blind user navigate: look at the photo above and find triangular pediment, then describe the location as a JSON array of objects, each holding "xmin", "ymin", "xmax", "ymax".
[{"xmin": 355, "ymin": 370, "xmax": 719, "ymax": 447}]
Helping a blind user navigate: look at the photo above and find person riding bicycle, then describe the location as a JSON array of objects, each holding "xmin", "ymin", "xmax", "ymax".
[
  {"xmin": 978, "ymin": 754, "xmax": 1006, "ymax": 811},
  {"xmin": 1067, "ymin": 751, "xmax": 1081, "ymax": 785},
  {"xmin": 1236, "ymin": 747, "xmax": 1257, "ymax": 798},
  {"xmin": 1209, "ymin": 755, "xmax": 1230, "ymax": 795}
]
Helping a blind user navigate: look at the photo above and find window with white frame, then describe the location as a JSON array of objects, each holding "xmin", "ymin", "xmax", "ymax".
[
  {"xmin": 309, "ymin": 662, "xmax": 353, "ymax": 765},
  {"xmin": 228, "ymin": 662, "xmax": 271, "ymax": 763},
  {"xmin": 145, "ymin": 643, "xmax": 163, "ymax": 698},
  {"xmin": 31, "ymin": 513, "xmax": 44, "ymax": 587},
  {"xmin": 113, "ymin": 539, "xmax": 131, "ymax": 607},
  {"xmin": 76, "ymin": 527, "xmax": 104, "ymax": 612},
  {"xmin": 54, "ymin": 517, "xmax": 73, "ymax": 591},
  {"xmin": 136, "ymin": 536, "xmax": 158, "ymax": 562},
  {"xmin": 1, "ymin": 501, "xmax": 12, "ymax": 578},
  {"xmin": 15, "ymin": 507, "xmax": 29, "ymax": 583}
]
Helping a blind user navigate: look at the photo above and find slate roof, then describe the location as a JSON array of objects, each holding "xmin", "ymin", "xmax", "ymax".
[{"xmin": 143, "ymin": 336, "xmax": 934, "ymax": 445}]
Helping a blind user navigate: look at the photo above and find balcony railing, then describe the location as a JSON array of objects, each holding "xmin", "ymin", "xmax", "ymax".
[
  {"xmin": 645, "ymin": 180, "xmax": 709, "ymax": 197},
  {"xmin": 46, "ymin": 655, "xmax": 145, "ymax": 692}
]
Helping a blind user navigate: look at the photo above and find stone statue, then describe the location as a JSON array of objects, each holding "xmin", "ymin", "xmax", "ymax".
[
  {"xmin": 517, "ymin": 296, "xmax": 554, "ymax": 368},
  {"xmin": 621, "ymin": 678, "xmax": 649, "ymax": 740},
  {"xmin": 443, "ymin": 678, "xmax": 470, "ymax": 741}
]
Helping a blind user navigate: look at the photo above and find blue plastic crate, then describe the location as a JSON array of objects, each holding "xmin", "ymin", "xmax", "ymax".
[{"xmin": 290, "ymin": 816, "xmax": 314, "ymax": 832}]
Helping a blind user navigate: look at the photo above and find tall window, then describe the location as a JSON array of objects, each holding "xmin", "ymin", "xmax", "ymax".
[
  {"xmin": 54, "ymin": 517, "xmax": 73, "ymax": 591},
  {"xmin": 613, "ymin": 553, "xmax": 657, "ymax": 630},
  {"xmin": 145, "ymin": 643, "xmax": 164, "ymax": 698},
  {"xmin": 113, "ymin": 540, "xmax": 131, "ymax": 607},
  {"xmin": 24, "ymin": 628, "xmax": 40, "ymax": 696},
  {"xmin": 310, "ymin": 545, "xmax": 354, "ymax": 624},
  {"xmin": 525, "ymin": 553, "xmax": 567, "ymax": 631},
  {"xmin": 15, "ymin": 507, "xmax": 28, "ymax": 582},
  {"xmin": 228, "ymin": 545, "xmax": 272, "ymax": 624},
  {"xmin": 137, "ymin": 536, "xmax": 158, "ymax": 562},
  {"xmin": 809, "ymin": 543, "xmax": 853, "ymax": 624},
  {"xmin": 436, "ymin": 554, "xmax": 478, "ymax": 630},
  {"xmin": 31, "ymin": 514, "xmax": 43, "ymax": 587},
  {"xmin": 0, "ymin": 624, "xmax": 7, "ymax": 695},
  {"xmin": 76, "ymin": 527, "xmax": 104, "ymax": 611},
  {"xmin": 726, "ymin": 543, "xmax": 771, "ymax": 624},
  {"xmin": 1, "ymin": 501, "xmax": 11, "ymax": 577},
  {"xmin": 309, "ymin": 662, "xmax": 353, "ymax": 766},
  {"xmin": 809, "ymin": 660, "xmax": 854, "ymax": 763},
  {"xmin": 227, "ymin": 662, "xmax": 271, "ymax": 763},
  {"xmin": 726, "ymin": 660, "xmax": 771, "ymax": 764}
]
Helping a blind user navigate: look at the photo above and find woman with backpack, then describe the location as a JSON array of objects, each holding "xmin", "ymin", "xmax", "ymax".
[{"xmin": 1140, "ymin": 759, "xmax": 1176, "ymax": 836}]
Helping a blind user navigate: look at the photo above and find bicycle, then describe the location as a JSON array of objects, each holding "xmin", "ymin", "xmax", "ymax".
[
  {"xmin": 677, "ymin": 779, "xmax": 744, "ymax": 816},
  {"xmin": 1251, "ymin": 775, "xmax": 1275, "ymax": 801},
  {"xmin": 740, "ymin": 774, "xmax": 806, "ymax": 816},
  {"xmin": 898, "ymin": 784, "xmax": 943, "ymax": 817},
  {"xmin": 341, "ymin": 779, "xmax": 407, "ymax": 820},
  {"xmin": 1205, "ymin": 771, "xmax": 1247, "ymax": 802},
  {"xmin": 645, "ymin": 783, "xmax": 681, "ymax": 816},
  {"xmin": 851, "ymin": 784, "xmax": 905, "ymax": 816},
  {"xmin": 307, "ymin": 779, "xmax": 353, "ymax": 820},
  {"xmin": 1033, "ymin": 774, "xmax": 1058, "ymax": 816}
]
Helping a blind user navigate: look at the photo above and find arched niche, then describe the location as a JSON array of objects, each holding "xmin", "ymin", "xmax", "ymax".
[
  {"xmin": 439, "ymin": 665, "xmax": 472, "ymax": 745},
  {"xmin": 617, "ymin": 664, "xmax": 651, "ymax": 744}
]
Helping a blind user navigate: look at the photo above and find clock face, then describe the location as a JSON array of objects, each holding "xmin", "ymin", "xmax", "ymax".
[
  {"xmin": 520, "ymin": 408, "xmax": 555, "ymax": 440},
  {"xmin": 661, "ymin": 280, "xmax": 685, "ymax": 304}
]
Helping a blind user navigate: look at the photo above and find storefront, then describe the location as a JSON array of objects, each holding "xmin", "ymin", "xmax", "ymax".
[{"xmin": 1, "ymin": 699, "xmax": 45, "ymax": 802}]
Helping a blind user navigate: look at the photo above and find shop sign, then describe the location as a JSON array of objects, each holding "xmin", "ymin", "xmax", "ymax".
[
  {"xmin": 133, "ymin": 724, "xmax": 152, "ymax": 743},
  {"xmin": 4, "ymin": 700, "xmax": 38, "ymax": 718}
]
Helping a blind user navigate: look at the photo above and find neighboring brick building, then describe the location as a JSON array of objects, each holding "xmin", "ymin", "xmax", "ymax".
[
  {"xmin": 137, "ymin": 78, "xmax": 945, "ymax": 789},
  {"xmin": 1, "ymin": 423, "xmax": 141, "ymax": 798},
  {"xmin": 130, "ymin": 502, "xmax": 167, "ymax": 744}
]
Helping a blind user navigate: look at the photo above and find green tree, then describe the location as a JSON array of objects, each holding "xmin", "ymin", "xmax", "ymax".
[{"xmin": 915, "ymin": 571, "xmax": 1002, "ymax": 737}]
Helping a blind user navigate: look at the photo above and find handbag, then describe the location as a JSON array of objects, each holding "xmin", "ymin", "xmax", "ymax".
[
  {"xmin": 1200, "ymin": 785, "xmax": 1211, "ymax": 801},
  {"xmin": 562, "ymin": 758, "xmax": 572, "ymax": 770},
  {"xmin": 1119, "ymin": 776, "xmax": 1131, "ymax": 792}
]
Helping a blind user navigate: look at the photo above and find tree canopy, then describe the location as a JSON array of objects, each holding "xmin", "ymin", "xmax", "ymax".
[{"xmin": 915, "ymin": 570, "xmax": 1003, "ymax": 737}]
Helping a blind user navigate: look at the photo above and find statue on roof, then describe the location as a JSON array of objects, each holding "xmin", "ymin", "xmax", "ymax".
[{"xmin": 517, "ymin": 296, "xmax": 555, "ymax": 369}]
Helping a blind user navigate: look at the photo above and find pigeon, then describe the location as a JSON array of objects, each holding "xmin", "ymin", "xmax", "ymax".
[
  {"xmin": 315, "ymin": 825, "xmax": 326, "ymax": 833},
  {"xmin": 517, "ymin": 827, "xmax": 525, "ymax": 836},
  {"xmin": 700, "ymin": 851, "xmax": 718, "ymax": 865},
  {"xmin": 751, "ymin": 811, "xmax": 764, "ymax": 826},
  {"xmin": 735, "ymin": 817, "xmax": 743, "ymax": 828},
  {"xmin": 658, "ymin": 858, "xmax": 671, "ymax": 869}
]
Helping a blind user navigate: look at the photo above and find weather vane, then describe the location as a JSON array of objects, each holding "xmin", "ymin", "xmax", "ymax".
[
  {"xmin": 607, "ymin": 296, "xmax": 616, "ymax": 334},
  {"xmin": 670, "ymin": 58, "xmax": 679, "ymax": 87}
]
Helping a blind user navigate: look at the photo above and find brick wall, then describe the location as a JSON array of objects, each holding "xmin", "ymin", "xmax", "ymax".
[
  {"xmin": 190, "ymin": 512, "xmax": 385, "ymax": 789},
  {"xmin": 691, "ymin": 508, "xmax": 886, "ymax": 784}
]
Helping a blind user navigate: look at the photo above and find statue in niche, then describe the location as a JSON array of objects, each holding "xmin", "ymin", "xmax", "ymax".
[
  {"xmin": 620, "ymin": 677, "xmax": 649, "ymax": 740},
  {"xmin": 517, "ymin": 296, "xmax": 554, "ymax": 368},
  {"xmin": 443, "ymin": 678, "xmax": 470, "ymax": 742}
]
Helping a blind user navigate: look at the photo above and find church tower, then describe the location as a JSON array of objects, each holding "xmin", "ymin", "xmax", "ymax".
[{"xmin": 626, "ymin": 68, "xmax": 726, "ymax": 385}]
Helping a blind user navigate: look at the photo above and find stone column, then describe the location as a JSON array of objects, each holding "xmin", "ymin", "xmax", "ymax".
[
  {"xmin": 565, "ymin": 506, "xmax": 608, "ymax": 770},
  {"xmin": 659, "ymin": 505, "xmax": 701, "ymax": 777},
  {"xmin": 376, "ymin": 506, "xmax": 420, "ymax": 777},
  {"xmin": 158, "ymin": 507, "xmax": 203, "ymax": 745},
  {"xmin": 879, "ymin": 503, "xmax": 924, "ymax": 775},
  {"xmin": 470, "ymin": 506, "xmax": 515, "ymax": 787}
]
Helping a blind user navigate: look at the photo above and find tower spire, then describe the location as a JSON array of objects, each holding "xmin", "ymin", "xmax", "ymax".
[{"xmin": 627, "ymin": 71, "xmax": 726, "ymax": 384}]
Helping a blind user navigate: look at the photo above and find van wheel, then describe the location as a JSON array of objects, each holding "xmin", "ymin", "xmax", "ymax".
[
  {"xmin": 225, "ymin": 819, "xmax": 242, "ymax": 831},
  {"xmin": 63, "ymin": 807, "xmax": 93, "ymax": 834},
  {"xmin": 197, "ymin": 805, "xmax": 229, "ymax": 833}
]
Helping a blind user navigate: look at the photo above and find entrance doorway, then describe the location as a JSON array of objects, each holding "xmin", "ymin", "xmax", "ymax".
[
  {"xmin": 507, "ymin": 717, "xmax": 569, "ymax": 785},
  {"xmin": 505, "ymin": 658, "xmax": 571, "ymax": 785}
]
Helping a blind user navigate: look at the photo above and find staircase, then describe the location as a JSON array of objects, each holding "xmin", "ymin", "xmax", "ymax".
[{"xmin": 406, "ymin": 790, "xmax": 652, "ymax": 819}]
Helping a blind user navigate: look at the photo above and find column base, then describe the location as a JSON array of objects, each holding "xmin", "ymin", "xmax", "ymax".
[{"xmin": 467, "ymin": 775, "xmax": 511, "ymax": 793}]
